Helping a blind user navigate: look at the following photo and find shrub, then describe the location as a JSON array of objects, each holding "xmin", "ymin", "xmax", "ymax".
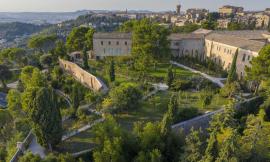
[
  {"xmin": 220, "ymin": 82, "xmax": 241, "ymax": 98},
  {"xmin": 103, "ymin": 83, "xmax": 143, "ymax": 112},
  {"xmin": 199, "ymin": 91, "xmax": 213, "ymax": 108},
  {"xmin": 171, "ymin": 80, "xmax": 193, "ymax": 91},
  {"xmin": 175, "ymin": 107, "xmax": 199, "ymax": 123}
]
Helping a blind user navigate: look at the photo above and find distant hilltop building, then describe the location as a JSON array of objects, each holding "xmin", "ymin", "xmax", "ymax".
[
  {"xmin": 219, "ymin": 5, "xmax": 244, "ymax": 16},
  {"xmin": 176, "ymin": 3, "xmax": 181, "ymax": 15}
]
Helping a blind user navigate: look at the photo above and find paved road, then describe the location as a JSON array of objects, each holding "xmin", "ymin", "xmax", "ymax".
[
  {"xmin": 27, "ymin": 136, "xmax": 46, "ymax": 159},
  {"xmin": 7, "ymin": 81, "xmax": 18, "ymax": 89},
  {"xmin": 170, "ymin": 61, "xmax": 225, "ymax": 88},
  {"xmin": 55, "ymin": 89, "xmax": 72, "ymax": 107}
]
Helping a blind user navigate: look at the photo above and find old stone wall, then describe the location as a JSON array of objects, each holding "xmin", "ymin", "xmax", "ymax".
[{"xmin": 59, "ymin": 59, "xmax": 107, "ymax": 92}]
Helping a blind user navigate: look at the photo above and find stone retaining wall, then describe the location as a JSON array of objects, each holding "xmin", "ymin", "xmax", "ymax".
[{"xmin": 59, "ymin": 59, "xmax": 108, "ymax": 93}]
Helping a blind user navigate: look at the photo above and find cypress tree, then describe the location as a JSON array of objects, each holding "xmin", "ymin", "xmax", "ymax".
[
  {"xmin": 216, "ymin": 130, "xmax": 239, "ymax": 162},
  {"xmin": 227, "ymin": 49, "xmax": 238, "ymax": 83},
  {"xmin": 203, "ymin": 129, "xmax": 219, "ymax": 162},
  {"xmin": 160, "ymin": 94, "xmax": 178, "ymax": 136},
  {"xmin": 181, "ymin": 128, "xmax": 204, "ymax": 162},
  {"xmin": 109, "ymin": 59, "xmax": 115, "ymax": 82},
  {"xmin": 71, "ymin": 84, "xmax": 80, "ymax": 118},
  {"xmin": 166, "ymin": 65, "xmax": 174, "ymax": 88},
  {"xmin": 83, "ymin": 47, "xmax": 89, "ymax": 70},
  {"xmin": 28, "ymin": 87, "xmax": 62, "ymax": 150}
]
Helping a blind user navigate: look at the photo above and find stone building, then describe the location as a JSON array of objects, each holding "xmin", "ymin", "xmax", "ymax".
[
  {"xmin": 168, "ymin": 33, "xmax": 205, "ymax": 60},
  {"xmin": 91, "ymin": 30, "xmax": 269, "ymax": 78},
  {"xmin": 219, "ymin": 5, "xmax": 244, "ymax": 17},
  {"xmin": 217, "ymin": 19, "xmax": 231, "ymax": 29},
  {"xmin": 205, "ymin": 32, "xmax": 266, "ymax": 78},
  {"xmin": 93, "ymin": 32, "xmax": 132, "ymax": 59}
]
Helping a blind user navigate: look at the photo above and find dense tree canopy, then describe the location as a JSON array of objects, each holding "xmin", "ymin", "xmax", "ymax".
[
  {"xmin": 20, "ymin": 66, "xmax": 46, "ymax": 89},
  {"xmin": 0, "ymin": 64, "xmax": 12, "ymax": 90},
  {"xmin": 103, "ymin": 83, "xmax": 142, "ymax": 112},
  {"xmin": 0, "ymin": 48, "xmax": 27, "ymax": 66},
  {"xmin": 66, "ymin": 26, "xmax": 94, "ymax": 52},
  {"xmin": 246, "ymin": 45, "xmax": 270, "ymax": 82},
  {"xmin": 120, "ymin": 19, "xmax": 171, "ymax": 71},
  {"xmin": 22, "ymin": 87, "xmax": 62, "ymax": 149},
  {"xmin": 28, "ymin": 34, "xmax": 57, "ymax": 53},
  {"xmin": 172, "ymin": 24, "xmax": 200, "ymax": 33}
]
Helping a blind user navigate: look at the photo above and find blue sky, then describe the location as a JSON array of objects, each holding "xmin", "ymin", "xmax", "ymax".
[{"xmin": 0, "ymin": 0, "xmax": 269, "ymax": 12}]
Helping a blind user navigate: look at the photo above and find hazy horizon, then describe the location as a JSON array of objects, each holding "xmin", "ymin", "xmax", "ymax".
[{"xmin": 0, "ymin": 0, "xmax": 269, "ymax": 12}]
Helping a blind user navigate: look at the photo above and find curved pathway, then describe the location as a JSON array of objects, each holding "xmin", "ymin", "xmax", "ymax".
[{"xmin": 170, "ymin": 61, "xmax": 225, "ymax": 88}]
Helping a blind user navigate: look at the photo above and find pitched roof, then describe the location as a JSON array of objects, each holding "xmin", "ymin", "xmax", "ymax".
[
  {"xmin": 93, "ymin": 32, "xmax": 132, "ymax": 39},
  {"xmin": 168, "ymin": 33, "xmax": 204, "ymax": 41},
  {"xmin": 205, "ymin": 33, "xmax": 266, "ymax": 52},
  {"xmin": 213, "ymin": 30, "xmax": 270, "ymax": 40}
]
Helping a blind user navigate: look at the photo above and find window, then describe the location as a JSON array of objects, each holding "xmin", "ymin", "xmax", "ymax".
[
  {"xmin": 108, "ymin": 41, "xmax": 111, "ymax": 45},
  {"xmin": 247, "ymin": 55, "xmax": 250, "ymax": 61},
  {"xmin": 116, "ymin": 41, "xmax": 119, "ymax": 45},
  {"xmin": 242, "ymin": 54, "xmax": 246, "ymax": 62},
  {"xmin": 125, "ymin": 41, "xmax": 128, "ymax": 45},
  {"xmin": 174, "ymin": 42, "xmax": 179, "ymax": 46},
  {"xmin": 101, "ymin": 41, "xmax": 103, "ymax": 45}
]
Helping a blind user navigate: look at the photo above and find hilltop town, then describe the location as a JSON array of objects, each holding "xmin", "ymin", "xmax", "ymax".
[{"xmin": 1, "ymin": 2, "xmax": 270, "ymax": 162}]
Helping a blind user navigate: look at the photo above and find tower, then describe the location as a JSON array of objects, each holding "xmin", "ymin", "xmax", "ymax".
[{"xmin": 176, "ymin": 2, "xmax": 181, "ymax": 15}]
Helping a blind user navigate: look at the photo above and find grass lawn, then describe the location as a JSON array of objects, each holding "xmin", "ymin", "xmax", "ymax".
[
  {"xmin": 177, "ymin": 90, "xmax": 231, "ymax": 112},
  {"xmin": 116, "ymin": 89, "xmax": 231, "ymax": 131},
  {"xmin": 147, "ymin": 63, "xmax": 197, "ymax": 79},
  {"xmin": 57, "ymin": 128, "xmax": 96, "ymax": 153},
  {"xmin": 116, "ymin": 91, "xmax": 170, "ymax": 130}
]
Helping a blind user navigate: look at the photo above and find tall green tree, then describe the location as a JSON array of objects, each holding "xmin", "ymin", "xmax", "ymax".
[
  {"xmin": 28, "ymin": 34, "xmax": 57, "ymax": 53},
  {"xmin": 71, "ymin": 84, "xmax": 80, "ymax": 118},
  {"xmin": 83, "ymin": 47, "xmax": 89, "ymax": 70},
  {"xmin": 0, "ymin": 48, "xmax": 26, "ymax": 66},
  {"xmin": 109, "ymin": 59, "xmax": 115, "ymax": 82},
  {"xmin": 131, "ymin": 19, "xmax": 170, "ymax": 71},
  {"xmin": 240, "ymin": 110, "xmax": 270, "ymax": 161},
  {"xmin": 39, "ymin": 54, "xmax": 53, "ymax": 68},
  {"xmin": 201, "ymin": 20, "xmax": 217, "ymax": 30},
  {"xmin": 93, "ymin": 137, "xmax": 125, "ymax": 162},
  {"xmin": 23, "ymin": 87, "xmax": 62, "ymax": 150},
  {"xmin": 7, "ymin": 89, "xmax": 23, "ymax": 118},
  {"xmin": 246, "ymin": 45, "xmax": 270, "ymax": 88},
  {"xmin": 202, "ymin": 129, "xmax": 219, "ymax": 162},
  {"xmin": 0, "ymin": 65, "xmax": 12, "ymax": 90},
  {"xmin": 85, "ymin": 27, "xmax": 95, "ymax": 50},
  {"xmin": 66, "ymin": 27, "xmax": 92, "ymax": 52},
  {"xmin": 20, "ymin": 66, "xmax": 46, "ymax": 89},
  {"xmin": 160, "ymin": 95, "xmax": 177, "ymax": 136},
  {"xmin": 216, "ymin": 129, "xmax": 240, "ymax": 162},
  {"xmin": 227, "ymin": 49, "xmax": 238, "ymax": 83},
  {"xmin": 54, "ymin": 40, "xmax": 67, "ymax": 59},
  {"xmin": 166, "ymin": 65, "xmax": 174, "ymax": 88},
  {"xmin": 104, "ymin": 83, "xmax": 142, "ymax": 112},
  {"xmin": 181, "ymin": 128, "xmax": 204, "ymax": 162}
]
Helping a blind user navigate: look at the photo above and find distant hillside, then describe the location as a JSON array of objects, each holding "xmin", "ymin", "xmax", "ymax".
[
  {"xmin": 0, "ymin": 22, "xmax": 48, "ymax": 41},
  {"xmin": 40, "ymin": 14, "xmax": 129, "ymax": 39},
  {"xmin": 0, "ymin": 11, "xmax": 91, "ymax": 25}
]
